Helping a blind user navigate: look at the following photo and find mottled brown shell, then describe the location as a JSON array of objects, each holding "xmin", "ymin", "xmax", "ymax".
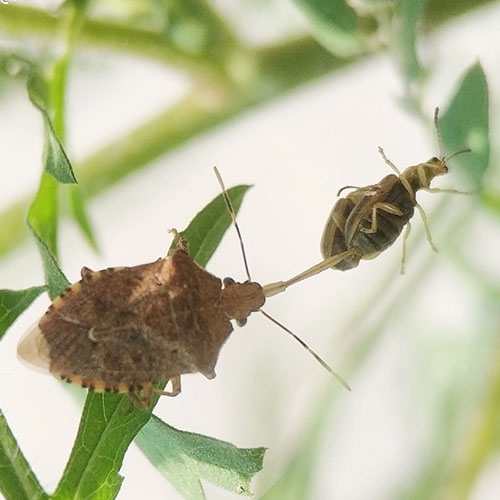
[{"xmin": 18, "ymin": 248, "xmax": 265, "ymax": 406}]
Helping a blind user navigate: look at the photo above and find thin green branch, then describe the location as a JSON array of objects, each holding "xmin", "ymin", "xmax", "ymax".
[
  {"xmin": 436, "ymin": 332, "xmax": 500, "ymax": 500},
  {"xmin": 0, "ymin": 5, "xmax": 250, "ymax": 88},
  {"xmin": 424, "ymin": 0, "xmax": 496, "ymax": 26}
]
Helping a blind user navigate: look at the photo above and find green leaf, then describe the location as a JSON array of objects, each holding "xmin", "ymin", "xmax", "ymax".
[
  {"xmin": 42, "ymin": 113, "xmax": 77, "ymax": 184},
  {"xmin": 27, "ymin": 71, "xmax": 77, "ymax": 184},
  {"xmin": 293, "ymin": 0, "xmax": 363, "ymax": 57},
  {"xmin": 69, "ymin": 185, "xmax": 99, "ymax": 251},
  {"xmin": 393, "ymin": 0, "xmax": 426, "ymax": 87},
  {"xmin": 0, "ymin": 286, "xmax": 46, "ymax": 340},
  {"xmin": 179, "ymin": 184, "xmax": 252, "ymax": 268},
  {"xmin": 27, "ymin": 70, "xmax": 50, "ymax": 111},
  {"xmin": 28, "ymin": 222, "xmax": 70, "ymax": 299},
  {"xmin": 52, "ymin": 185, "xmax": 253, "ymax": 500},
  {"xmin": 27, "ymin": 172, "xmax": 58, "ymax": 258},
  {"xmin": 439, "ymin": 62, "xmax": 490, "ymax": 189},
  {"xmin": 136, "ymin": 416, "xmax": 265, "ymax": 499},
  {"xmin": 51, "ymin": 1, "xmax": 98, "ymax": 248},
  {"xmin": 0, "ymin": 410, "xmax": 48, "ymax": 500},
  {"xmin": 52, "ymin": 393, "xmax": 152, "ymax": 500}
]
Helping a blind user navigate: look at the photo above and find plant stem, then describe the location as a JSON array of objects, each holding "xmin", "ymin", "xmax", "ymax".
[
  {"xmin": 437, "ymin": 329, "xmax": 500, "ymax": 500},
  {"xmin": 0, "ymin": 5, "xmax": 248, "ymax": 87}
]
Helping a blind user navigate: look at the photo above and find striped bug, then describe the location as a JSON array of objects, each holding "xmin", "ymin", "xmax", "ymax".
[
  {"xmin": 320, "ymin": 108, "xmax": 470, "ymax": 274},
  {"xmin": 262, "ymin": 108, "xmax": 470, "ymax": 298}
]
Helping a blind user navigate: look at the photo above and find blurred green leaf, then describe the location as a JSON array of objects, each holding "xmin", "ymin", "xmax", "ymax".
[
  {"xmin": 26, "ymin": 70, "xmax": 50, "ymax": 111},
  {"xmin": 162, "ymin": 0, "xmax": 237, "ymax": 55},
  {"xmin": 69, "ymin": 185, "xmax": 99, "ymax": 251},
  {"xmin": 27, "ymin": 173, "xmax": 58, "ymax": 258},
  {"xmin": 42, "ymin": 114, "xmax": 77, "ymax": 184},
  {"xmin": 394, "ymin": 0, "xmax": 425, "ymax": 87},
  {"xmin": 27, "ymin": 71, "xmax": 76, "ymax": 185},
  {"xmin": 292, "ymin": 0, "xmax": 363, "ymax": 57},
  {"xmin": 0, "ymin": 410, "xmax": 48, "ymax": 500},
  {"xmin": 179, "ymin": 184, "xmax": 252, "ymax": 268},
  {"xmin": 28, "ymin": 222, "xmax": 69, "ymax": 299},
  {"xmin": 26, "ymin": 68, "xmax": 76, "ymax": 260},
  {"xmin": 53, "ymin": 185, "xmax": 255, "ymax": 499},
  {"xmin": 260, "ymin": 373, "xmax": 340, "ymax": 500},
  {"xmin": 261, "ymin": 451, "xmax": 314, "ymax": 500},
  {"xmin": 51, "ymin": 0, "xmax": 98, "ymax": 249},
  {"xmin": 440, "ymin": 62, "xmax": 489, "ymax": 189},
  {"xmin": 0, "ymin": 286, "xmax": 45, "ymax": 340},
  {"xmin": 136, "ymin": 416, "xmax": 265, "ymax": 499},
  {"xmin": 483, "ymin": 191, "xmax": 500, "ymax": 216}
]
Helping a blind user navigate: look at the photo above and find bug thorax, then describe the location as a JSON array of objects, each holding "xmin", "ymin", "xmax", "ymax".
[
  {"xmin": 401, "ymin": 156, "xmax": 448, "ymax": 193},
  {"xmin": 220, "ymin": 277, "xmax": 265, "ymax": 326}
]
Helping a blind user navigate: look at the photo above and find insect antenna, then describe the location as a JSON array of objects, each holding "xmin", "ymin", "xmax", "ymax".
[
  {"xmin": 259, "ymin": 309, "xmax": 351, "ymax": 391},
  {"xmin": 213, "ymin": 166, "xmax": 252, "ymax": 281},
  {"xmin": 433, "ymin": 106, "xmax": 471, "ymax": 161},
  {"xmin": 433, "ymin": 106, "xmax": 443, "ymax": 155},
  {"xmin": 443, "ymin": 148, "xmax": 472, "ymax": 163},
  {"xmin": 214, "ymin": 167, "xmax": 356, "ymax": 296},
  {"xmin": 214, "ymin": 167, "xmax": 350, "ymax": 391}
]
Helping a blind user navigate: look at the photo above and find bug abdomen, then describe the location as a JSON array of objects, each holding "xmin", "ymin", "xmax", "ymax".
[
  {"xmin": 348, "ymin": 179, "xmax": 415, "ymax": 258},
  {"xmin": 321, "ymin": 197, "xmax": 362, "ymax": 270}
]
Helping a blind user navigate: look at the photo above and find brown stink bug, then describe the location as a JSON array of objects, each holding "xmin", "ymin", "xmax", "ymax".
[
  {"xmin": 17, "ymin": 233, "xmax": 266, "ymax": 408},
  {"xmin": 320, "ymin": 108, "xmax": 470, "ymax": 274},
  {"xmin": 18, "ymin": 169, "xmax": 349, "ymax": 408}
]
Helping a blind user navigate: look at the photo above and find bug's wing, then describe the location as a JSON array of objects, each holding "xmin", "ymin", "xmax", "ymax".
[
  {"xmin": 17, "ymin": 322, "xmax": 51, "ymax": 373},
  {"xmin": 51, "ymin": 322, "xmax": 195, "ymax": 384},
  {"xmin": 20, "ymin": 250, "xmax": 233, "ymax": 387},
  {"xmin": 321, "ymin": 197, "xmax": 352, "ymax": 258}
]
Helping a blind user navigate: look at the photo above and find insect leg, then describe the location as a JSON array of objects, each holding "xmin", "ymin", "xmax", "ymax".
[
  {"xmin": 400, "ymin": 221, "xmax": 411, "ymax": 275},
  {"xmin": 129, "ymin": 383, "xmax": 153, "ymax": 409},
  {"xmin": 168, "ymin": 228, "xmax": 189, "ymax": 252},
  {"xmin": 378, "ymin": 147, "xmax": 402, "ymax": 175},
  {"xmin": 414, "ymin": 202, "xmax": 437, "ymax": 252},
  {"xmin": 361, "ymin": 202, "xmax": 404, "ymax": 234},
  {"xmin": 423, "ymin": 187, "xmax": 471, "ymax": 195},
  {"xmin": 337, "ymin": 185, "xmax": 362, "ymax": 196},
  {"xmin": 154, "ymin": 375, "xmax": 181, "ymax": 397}
]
